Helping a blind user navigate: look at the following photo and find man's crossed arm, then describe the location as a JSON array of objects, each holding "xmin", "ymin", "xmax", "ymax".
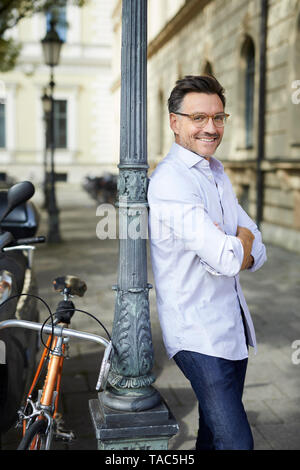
[{"xmin": 236, "ymin": 226, "xmax": 254, "ymax": 270}]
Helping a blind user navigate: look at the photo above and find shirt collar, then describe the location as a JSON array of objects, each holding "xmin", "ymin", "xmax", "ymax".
[{"xmin": 173, "ymin": 142, "xmax": 224, "ymax": 174}]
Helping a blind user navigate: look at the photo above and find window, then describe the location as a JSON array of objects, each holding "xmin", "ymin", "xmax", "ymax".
[
  {"xmin": 236, "ymin": 35, "xmax": 256, "ymax": 151},
  {"xmin": 0, "ymin": 103, "xmax": 6, "ymax": 148},
  {"xmin": 46, "ymin": 4, "xmax": 67, "ymax": 42},
  {"xmin": 289, "ymin": 13, "xmax": 300, "ymax": 147},
  {"xmin": 242, "ymin": 37, "xmax": 255, "ymax": 148},
  {"xmin": 54, "ymin": 99, "xmax": 67, "ymax": 149},
  {"xmin": 297, "ymin": 13, "xmax": 300, "ymax": 55},
  {"xmin": 47, "ymin": 100, "xmax": 68, "ymax": 149}
]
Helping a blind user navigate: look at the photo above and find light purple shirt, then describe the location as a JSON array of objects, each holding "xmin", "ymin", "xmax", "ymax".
[{"xmin": 148, "ymin": 143, "xmax": 267, "ymax": 361}]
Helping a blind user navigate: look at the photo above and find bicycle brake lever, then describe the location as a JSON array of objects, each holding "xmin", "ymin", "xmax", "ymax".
[{"xmin": 96, "ymin": 341, "xmax": 113, "ymax": 392}]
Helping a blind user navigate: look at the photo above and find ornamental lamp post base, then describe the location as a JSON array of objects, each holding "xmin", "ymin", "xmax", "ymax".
[
  {"xmin": 89, "ymin": 392, "xmax": 179, "ymax": 450},
  {"xmin": 100, "ymin": 386, "xmax": 161, "ymax": 412}
]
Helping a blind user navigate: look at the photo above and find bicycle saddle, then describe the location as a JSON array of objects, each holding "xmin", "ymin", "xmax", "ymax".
[{"xmin": 53, "ymin": 275, "xmax": 87, "ymax": 297}]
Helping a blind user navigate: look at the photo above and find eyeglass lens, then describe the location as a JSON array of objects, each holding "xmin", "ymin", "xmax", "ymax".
[{"xmin": 192, "ymin": 114, "xmax": 227, "ymax": 128}]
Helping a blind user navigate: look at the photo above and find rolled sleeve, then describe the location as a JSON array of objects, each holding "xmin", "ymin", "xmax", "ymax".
[
  {"xmin": 198, "ymin": 237, "xmax": 243, "ymax": 277},
  {"xmin": 185, "ymin": 210, "xmax": 244, "ymax": 277},
  {"xmin": 236, "ymin": 202, "xmax": 267, "ymax": 272}
]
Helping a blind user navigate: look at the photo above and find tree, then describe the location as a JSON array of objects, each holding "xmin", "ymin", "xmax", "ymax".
[{"xmin": 0, "ymin": 0, "xmax": 87, "ymax": 72}]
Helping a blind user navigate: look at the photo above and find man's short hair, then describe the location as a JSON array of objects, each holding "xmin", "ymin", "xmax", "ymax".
[{"xmin": 167, "ymin": 75, "xmax": 226, "ymax": 113}]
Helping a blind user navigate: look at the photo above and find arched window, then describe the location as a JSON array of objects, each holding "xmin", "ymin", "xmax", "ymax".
[
  {"xmin": 297, "ymin": 14, "xmax": 300, "ymax": 55},
  {"xmin": 241, "ymin": 37, "xmax": 255, "ymax": 148},
  {"xmin": 289, "ymin": 13, "xmax": 300, "ymax": 148},
  {"xmin": 296, "ymin": 13, "xmax": 300, "ymax": 49}
]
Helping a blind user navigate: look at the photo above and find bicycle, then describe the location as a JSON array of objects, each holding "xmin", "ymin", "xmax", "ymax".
[{"xmin": 0, "ymin": 274, "xmax": 113, "ymax": 450}]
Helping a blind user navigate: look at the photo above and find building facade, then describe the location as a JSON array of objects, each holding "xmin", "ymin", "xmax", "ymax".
[
  {"xmin": 0, "ymin": 0, "xmax": 115, "ymax": 185},
  {"xmin": 112, "ymin": 0, "xmax": 300, "ymax": 253}
]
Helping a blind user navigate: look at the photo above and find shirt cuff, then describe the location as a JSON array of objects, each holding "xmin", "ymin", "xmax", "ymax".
[{"xmin": 227, "ymin": 235, "xmax": 244, "ymax": 269}]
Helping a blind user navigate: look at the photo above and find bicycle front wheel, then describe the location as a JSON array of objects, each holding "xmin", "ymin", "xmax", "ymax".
[{"xmin": 17, "ymin": 419, "xmax": 48, "ymax": 450}]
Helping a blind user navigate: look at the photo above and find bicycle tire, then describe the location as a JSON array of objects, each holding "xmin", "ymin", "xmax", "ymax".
[{"xmin": 17, "ymin": 419, "xmax": 47, "ymax": 450}]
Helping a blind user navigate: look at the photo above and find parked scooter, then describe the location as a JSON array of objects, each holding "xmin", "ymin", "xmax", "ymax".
[
  {"xmin": 0, "ymin": 181, "xmax": 44, "ymax": 435},
  {"xmin": 82, "ymin": 172, "xmax": 118, "ymax": 204}
]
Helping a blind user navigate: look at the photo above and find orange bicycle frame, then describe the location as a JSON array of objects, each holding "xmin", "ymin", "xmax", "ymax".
[
  {"xmin": 40, "ymin": 336, "xmax": 65, "ymax": 413},
  {"xmin": 23, "ymin": 333, "xmax": 66, "ymax": 436}
]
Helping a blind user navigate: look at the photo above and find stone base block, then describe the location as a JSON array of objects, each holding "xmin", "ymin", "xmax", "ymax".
[{"xmin": 89, "ymin": 391, "xmax": 178, "ymax": 451}]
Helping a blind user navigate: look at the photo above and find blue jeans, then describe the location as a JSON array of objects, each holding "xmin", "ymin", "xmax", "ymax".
[{"xmin": 173, "ymin": 350, "xmax": 253, "ymax": 450}]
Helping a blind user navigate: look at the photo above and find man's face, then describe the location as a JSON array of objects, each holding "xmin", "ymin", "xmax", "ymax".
[{"xmin": 170, "ymin": 92, "xmax": 225, "ymax": 158}]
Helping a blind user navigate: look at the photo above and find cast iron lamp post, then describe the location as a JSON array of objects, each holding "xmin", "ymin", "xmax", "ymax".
[
  {"xmin": 41, "ymin": 19, "xmax": 63, "ymax": 243},
  {"xmin": 101, "ymin": 0, "xmax": 160, "ymax": 413},
  {"xmin": 89, "ymin": 0, "xmax": 178, "ymax": 450}
]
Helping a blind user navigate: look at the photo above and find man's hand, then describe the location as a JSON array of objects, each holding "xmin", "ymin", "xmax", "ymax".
[
  {"xmin": 214, "ymin": 223, "xmax": 254, "ymax": 270},
  {"xmin": 236, "ymin": 226, "xmax": 254, "ymax": 270},
  {"xmin": 244, "ymin": 254, "xmax": 254, "ymax": 270}
]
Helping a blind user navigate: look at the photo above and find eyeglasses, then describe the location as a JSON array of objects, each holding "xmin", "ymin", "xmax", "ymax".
[{"xmin": 173, "ymin": 112, "xmax": 230, "ymax": 128}]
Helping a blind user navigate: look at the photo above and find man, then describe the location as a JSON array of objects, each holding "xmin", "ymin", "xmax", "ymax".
[{"xmin": 147, "ymin": 75, "xmax": 267, "ymax": 450}]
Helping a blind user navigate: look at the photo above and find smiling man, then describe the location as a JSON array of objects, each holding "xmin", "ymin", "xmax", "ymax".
[
  {"xmin": 148, "ymin": 75, "xmax": 267, "ymax": 450},
  {"xmin": 170, "ymin": 91, "xmax": 225, "ymax": 157}
]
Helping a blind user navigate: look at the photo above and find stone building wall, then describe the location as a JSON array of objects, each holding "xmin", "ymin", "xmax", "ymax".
[{"xmin": 144, "ymin": 0, "xmax": 300, "ymax": 253}]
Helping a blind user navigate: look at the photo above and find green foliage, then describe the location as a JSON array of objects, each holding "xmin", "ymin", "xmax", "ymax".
[
  {"xmin": 0, "ymin": 37, "xmax": 21, "ymax": 72},
  {"xmin": 0, "ymin": 0, "xmax": 87, "ymax": 72}
]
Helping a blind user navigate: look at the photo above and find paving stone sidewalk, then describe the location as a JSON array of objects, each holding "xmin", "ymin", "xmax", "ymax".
[{"xmin": 2, "ymin": 183, "xmax": 300, "ymax": 450}]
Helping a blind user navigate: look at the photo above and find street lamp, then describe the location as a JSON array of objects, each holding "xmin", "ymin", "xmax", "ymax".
[{"xmin": 41, "ymin": 19, "xmax": 63, "ymax": 243}]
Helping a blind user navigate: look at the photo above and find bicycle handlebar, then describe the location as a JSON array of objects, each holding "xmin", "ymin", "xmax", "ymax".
[
  {"xmin": 0, "ymin": 318, "xmax": 109, "ymax": 348},
  {"xmin": 0, "ymin": 318, "xmax": 112, "ymax": 391}
]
